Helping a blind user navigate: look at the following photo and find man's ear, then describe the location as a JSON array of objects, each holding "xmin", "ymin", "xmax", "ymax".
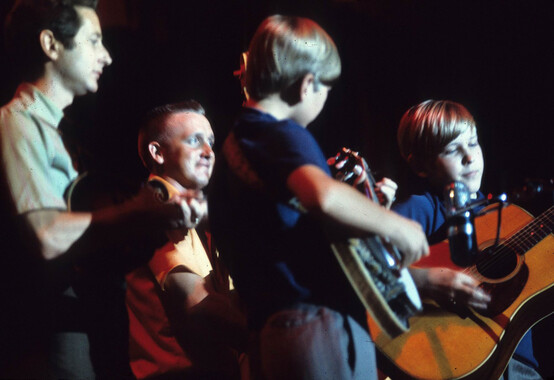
[
  {"xmin": 39, "ymin": 30, "xmax": 62, "ymax": 60},
  {"xmin": 148, "ymin": 142, "xmax": 164, "ymax": 165}
]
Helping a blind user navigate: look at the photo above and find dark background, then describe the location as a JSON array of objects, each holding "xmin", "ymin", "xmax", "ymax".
[
  {"xmin": 1, "ymin": 0, "xmax": 552, "ymax": 202},
  {"xmin": 0, "ymin": 0, "xmax": 552, "ymax": 376}
]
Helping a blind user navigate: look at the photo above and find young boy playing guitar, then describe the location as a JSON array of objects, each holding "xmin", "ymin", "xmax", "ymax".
[
  {"xmin": 209, "ymin": 15, "xmax": 429, "ymax": 379},
  {"xmin": 392, "ymin": 99, "xmax": 542, "ymax": 379}
]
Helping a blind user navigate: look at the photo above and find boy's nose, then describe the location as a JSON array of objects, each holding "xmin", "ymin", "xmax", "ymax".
[{"xmin": 462, "ymin": 151, "xmax": 474, "ymax": 164}]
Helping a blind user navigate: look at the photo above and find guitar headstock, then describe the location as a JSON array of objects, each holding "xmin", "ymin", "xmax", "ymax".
[
  {"xmin": 329, "ymin": 147, "xmax": 370, "ymax": 185},
  {"xmin": 233, "ymin": 51, "xmax": 250, "ymax": 105}
]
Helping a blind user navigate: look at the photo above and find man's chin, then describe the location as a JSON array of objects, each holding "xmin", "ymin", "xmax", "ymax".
[{"xmin": 84, "ymin": 81, "xmax": 99, "ymax": 94}]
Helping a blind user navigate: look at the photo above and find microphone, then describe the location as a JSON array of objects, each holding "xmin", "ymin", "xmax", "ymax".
[{"xmin": 444, "ymin": 182, "xmax": 479, "ymax": 267}]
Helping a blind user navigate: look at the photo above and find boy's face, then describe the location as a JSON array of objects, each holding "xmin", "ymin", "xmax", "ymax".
[
  {"xmin": 427, "ymin": 127, "xmax": 484, "ymax": 194},
  {"xmin": 158, "ymin": 112, "xmax": 215, "ymax": 190},
  {"xmin": 54, "ymin": 6, "xmax": 112, "ymax": 96}
]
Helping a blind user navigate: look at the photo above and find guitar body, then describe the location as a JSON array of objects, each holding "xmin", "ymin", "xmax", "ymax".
[{"xmin": 369, "ymin": 203, "xmax": 554, "ymax": 380}]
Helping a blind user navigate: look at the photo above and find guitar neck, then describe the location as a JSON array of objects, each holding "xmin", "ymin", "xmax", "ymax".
[{"xmin": 504, "ymin": 205, "xmax": 553, "ymax": 254}]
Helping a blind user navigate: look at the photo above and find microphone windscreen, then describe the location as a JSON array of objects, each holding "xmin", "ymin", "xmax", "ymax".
[{"xmin": 444, "ymin": 181, "xmax": 470, "ymax": 215}]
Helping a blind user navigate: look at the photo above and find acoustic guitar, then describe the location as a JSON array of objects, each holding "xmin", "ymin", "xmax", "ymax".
[{"xmin": 368, "ymin": 203, "xmax": 554, "ymax": 380}]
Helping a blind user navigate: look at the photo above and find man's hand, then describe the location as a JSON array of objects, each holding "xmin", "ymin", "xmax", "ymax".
[
  {"xmin": 175, "ymin": 190, "xmax": 208, "ymax": 229},
  {"xmin": 125, "ymin": 186, "xmax": 186, "ymax": 230}
]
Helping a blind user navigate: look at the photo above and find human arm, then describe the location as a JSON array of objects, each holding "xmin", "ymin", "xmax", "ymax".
[
  {"xmin": 25, "ymin": 186, "xmax": 194, "ymax": 261},
  {"xmin": 163, "ymin": 270, "xmax": 247, "ymax": 353},
  {"xmin": 1, "ymin": 108, "xmax": 192, "ymax": 263},
  {"xmin": 287, "ymin": 164, "xmax": 429, "ymax": 266}
]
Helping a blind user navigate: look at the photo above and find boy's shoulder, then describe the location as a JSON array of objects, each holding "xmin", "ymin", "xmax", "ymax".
[
  {"xmin": 236, "ymin": 107, "xmax": 305, "ymax": 136},
  {"xmin": 393, "ymin": 191, "xmax": 442, "ymax": 221}
]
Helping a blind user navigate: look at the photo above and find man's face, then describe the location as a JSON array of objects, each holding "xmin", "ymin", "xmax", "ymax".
[
  {"xmin": 55, "ymin": 6, "xmax": 112, "ymax": 96},
  {"xmin": 159, "ymin": 112, "xmax": 215, "ymax": 190},
  {"xmin": 427, "ymin": 127, "xmax": 484, "ymax": 195}
]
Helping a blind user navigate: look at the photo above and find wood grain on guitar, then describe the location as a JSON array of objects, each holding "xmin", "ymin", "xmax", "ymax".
[{"xmin": 369, "ymin": 204, "xmax": 554, "ymax": 380}]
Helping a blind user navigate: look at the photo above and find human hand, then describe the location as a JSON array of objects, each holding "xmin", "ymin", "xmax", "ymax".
[
  {"xmin": 128, "ymin": 185, "xmax": 188, "ymax": 230},
  {"xmin": 327, "ymin": 152, "xmax": 367, "ymax": 186},
  {"xmin": 175, "ymin": 190, "xmax": 207, "ymax": 228},
  {"xmin": 387, "ymin": 215, "xmax": 429, "ymax": 267},
  {"xmin": 410, "ymin": 267, "xmax": 491, "ymax": 310},
  {"xmin": 374, "ymin": 177, "xmax": 398, "ymax": 209}
]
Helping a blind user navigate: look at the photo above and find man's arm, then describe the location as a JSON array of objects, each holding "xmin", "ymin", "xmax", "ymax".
[
  {"xmin": 287, "ymin": 164, "xmax": 429, "ymax": 266},
  {"xmin": 24, "ymin": 186, "xmax": 191, "ymax": 261},
  {"xmin": 162, "ymin": 269, "xmax": 247, "ymax": 374}
]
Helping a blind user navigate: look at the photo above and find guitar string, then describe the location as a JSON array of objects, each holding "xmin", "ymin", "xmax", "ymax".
[
  {"xmin": 462, "ymin": 206, "xmax": 553, "ymax": 278},
  {"xmin": 464, "ymin": 206, "xmax": 553, "ymax": 277}
]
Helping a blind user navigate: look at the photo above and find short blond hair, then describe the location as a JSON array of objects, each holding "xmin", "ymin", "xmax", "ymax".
[
  {"xmin": 397, "ymin": 100, "xmax": 476, "ymax": 173},
  {"xmin": 246, "ymin": 15, "xmax": 341, "ymax": 101}
]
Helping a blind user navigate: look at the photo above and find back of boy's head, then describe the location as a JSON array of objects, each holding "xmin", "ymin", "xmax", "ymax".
[
  {"xmin": 245, "ymin": 15, "xmax": 341, "ymax": 101},
  {"xmin": 397, "ymin": 99, "xmax": 476, "ymax": 174}
]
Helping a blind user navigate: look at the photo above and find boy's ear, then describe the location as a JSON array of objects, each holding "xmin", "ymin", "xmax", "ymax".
[
  {"xmin": 415, "ymin": 170, "xmax": 429, "ymax": 178},
  {"xmin": 281, "ymin": 75, "xmax": 311, "ymax": 106},
  {"xmin": 39, "ymin": 29, "xmax": 62, "ymax": 60},
  {"xmin": 148, "ymin": 142, "xmax": 165, "ymax": 165},
  {"xmin": 299, "ymin": 73, "xmax": 316, "ymax": 101},
  {"xmin": 407, "ymin": 154, "xmax": 429, "ymax": 178}
]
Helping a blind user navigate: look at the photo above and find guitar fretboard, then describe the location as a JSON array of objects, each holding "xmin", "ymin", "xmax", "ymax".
[{"xmin": 502, "ymin": 205, "xmax": 553, "ymax": 254}]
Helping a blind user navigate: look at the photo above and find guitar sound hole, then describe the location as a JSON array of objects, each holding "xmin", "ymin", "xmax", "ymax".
[{"xmin": 475, "ymin": 245, "xmax": 518, "ymax": 280}]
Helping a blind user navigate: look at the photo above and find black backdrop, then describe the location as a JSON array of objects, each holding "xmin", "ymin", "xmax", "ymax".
[
  {"xmin": 1, "ymin": 0, "xmax": 552, "ymax": 200},
  {"xmin": 0, "ymin": 0, "xmax": 553, "ymax": 376}
]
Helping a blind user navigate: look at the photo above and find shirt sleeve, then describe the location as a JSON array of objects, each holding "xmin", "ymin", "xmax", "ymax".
[
  {"xmin": 149, "ymin": 229, "xmax": 214, "ymax": 291},
  {"xmin": 242, "ymin": 121, "xmax": 330, "ymax": 198},
  {"xmin": 1, "ymin": 111, "xmax": 70, "ymax": 213}
]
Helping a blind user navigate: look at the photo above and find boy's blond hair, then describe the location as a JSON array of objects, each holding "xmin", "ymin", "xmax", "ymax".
[
  {"xmin": 397, "ymin": 100, "xmax": 476, "ymax": 174},
  {"xmin": 246, "ymin": 15, "xmax": 341, "ymax": 101}
]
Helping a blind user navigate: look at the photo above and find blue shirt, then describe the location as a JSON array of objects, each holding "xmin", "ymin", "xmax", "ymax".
[{"xmin": 209, "ymin": 108, "xmax": 361, "ymax": 327}]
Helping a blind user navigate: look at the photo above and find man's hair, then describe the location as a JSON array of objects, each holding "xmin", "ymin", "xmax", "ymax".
[
  {"xmin": 245, "ymin": 15, "xmax": 341, "ymax": 101},
  {"xmin": 138, "ymin": 100, "xmax": 206, "ymax": 172},
  {"xmin": 4, "ymin": 0, "xmax": 98, "ymax": 82},
  {"xmin": 397, "ymin": 99, "xmax": 476, "ymax": 173}
]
